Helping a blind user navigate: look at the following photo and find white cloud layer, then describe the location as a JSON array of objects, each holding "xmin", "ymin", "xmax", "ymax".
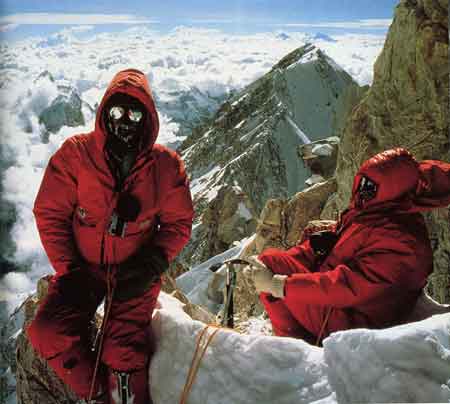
[
  {"xmin": 0, "ymin": 23, "xmax": 19, "ymax": 32},
  {"xmin": 185, "ymin": 19, "xmax": 236, "ymax": 24},
  {"xmin": 0, "ymin": 13, "xmax": 156, "ymax": 25},
  {"xmin": 279, "ymin": 18, "xmax": 393, "ymax": 29}
]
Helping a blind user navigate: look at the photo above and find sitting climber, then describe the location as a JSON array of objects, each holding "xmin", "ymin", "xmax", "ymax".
[{"xmin": 244, "ymin": 148, "xmax": 450, "ymax": 345}]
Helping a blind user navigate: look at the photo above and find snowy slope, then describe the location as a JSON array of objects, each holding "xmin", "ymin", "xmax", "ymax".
[{"xmin": 150, "ymin": 293, "xmax": 450, "ymax": 404}]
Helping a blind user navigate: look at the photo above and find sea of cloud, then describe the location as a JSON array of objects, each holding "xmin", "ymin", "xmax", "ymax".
[{"xmin": 0, "ymin": 25, "xmax": 386, "ymax": 311}]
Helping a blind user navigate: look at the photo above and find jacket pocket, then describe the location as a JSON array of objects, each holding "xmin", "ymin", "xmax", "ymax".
[{"xmin": 74, "ymin": 205, "xmax": 99, "ymax": 228}]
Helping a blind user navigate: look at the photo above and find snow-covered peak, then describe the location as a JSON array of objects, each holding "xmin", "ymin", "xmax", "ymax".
[
  {"xmin": 179, "ymin": 42, "xmax": 365, "ymax": 265},
  {"xmin": 275, "ymin": 44, "xmax": 346, "ymax": 79}
]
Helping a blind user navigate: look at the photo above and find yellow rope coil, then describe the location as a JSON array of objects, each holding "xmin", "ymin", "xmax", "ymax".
[{"xmin": 180, "ymin": 325, "xmax": 221, "ymax": 404}]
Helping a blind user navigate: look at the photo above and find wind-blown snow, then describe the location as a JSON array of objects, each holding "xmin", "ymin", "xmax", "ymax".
[{"xmin": 150, "ymin": 293, "xmax": 450, "ymax": 403}]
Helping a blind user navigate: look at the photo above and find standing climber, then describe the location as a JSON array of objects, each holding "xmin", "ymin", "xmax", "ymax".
[
  {"xmin": 245, "ymin": 148, "xmax": 450, "ymax": 345},
  {"xmin": 27, "ymin": 68, "xmax": 194, "ymax": 403}
]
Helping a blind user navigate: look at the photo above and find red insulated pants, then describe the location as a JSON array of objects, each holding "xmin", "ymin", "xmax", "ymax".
[
  {"xmin": 258, "ymin": 250, "xmax": 327, "ymax": 344},
  {"xmin": 26, "ymin": 267, "xmax": 160, "ymax": 399}
]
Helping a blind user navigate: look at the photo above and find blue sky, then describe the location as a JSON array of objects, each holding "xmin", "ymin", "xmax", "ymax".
[{"xmin": 0, "ymin": 0, "xmax": 399, "ymax": 40}]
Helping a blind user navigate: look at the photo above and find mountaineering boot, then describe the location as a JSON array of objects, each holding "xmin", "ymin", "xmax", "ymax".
[
  {"xmin": 76, "ymin": 390, "xmax": 109, "ymax": 403},
  {"xmin": 107, "ymin": 367, "xmax": 152, "ymax": 404}
]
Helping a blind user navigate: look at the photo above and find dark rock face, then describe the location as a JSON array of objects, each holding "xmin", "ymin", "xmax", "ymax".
[
  {"xmin": 14, "ymin": 277, "xmax": 79, "ymax": 404},
  {"xmin": 38, "ymin": 87, "xmax": 85, "ymax": 136}
]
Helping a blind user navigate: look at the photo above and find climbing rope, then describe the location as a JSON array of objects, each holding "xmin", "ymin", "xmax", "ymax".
[
  {"xmin": 180, "ymin": 325, "xmax": 221, "ymax": 404},
  {"xmin": 315, "ymin": 306, "xmax": 332, "ymax": 346}
]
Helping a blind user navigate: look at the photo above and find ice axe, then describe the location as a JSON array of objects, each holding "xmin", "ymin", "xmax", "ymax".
[{"xmin": 209, "ymin": 258, "xmax": 252, "ymax": 328}]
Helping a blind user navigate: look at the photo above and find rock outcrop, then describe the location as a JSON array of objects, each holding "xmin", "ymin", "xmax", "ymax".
[
  {"xmin": 298, "ymin": 136, "xmax": 340, "ymax": 183},
  {"xmin": 15, "ymin": 277, "xmax": 78, "ymax": 404},
  {"xmin": 181, "ymin": 44, "xmax": 364, "ymax": 265},
  {"xmin": 333, "ymin": 0, "xmax": 449, "ymax": 302},
  {"xmin": 38, "ymin": 85, "xmax": 86, "ymax": 136}
]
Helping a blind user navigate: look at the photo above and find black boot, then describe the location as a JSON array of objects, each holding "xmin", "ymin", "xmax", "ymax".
[
  {"xmin": 107, "ymin": 367, "xmax": 151, "ymax": 404},
  {"xmin": 76, "ymin": 390, "xmax": 109, "ymax": 404}
]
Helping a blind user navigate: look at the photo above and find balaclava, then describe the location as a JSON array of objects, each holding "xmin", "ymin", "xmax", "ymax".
[{"xmin": 103, "ymin": 92, "xmax": 147, "ymax": 185}]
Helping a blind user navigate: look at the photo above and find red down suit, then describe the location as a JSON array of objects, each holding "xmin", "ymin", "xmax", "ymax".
[
  {"xmin": 259, "ymin": 148, "xmax": 450, "ymax": 344},
  {"xmin": 26, "ymin": 69, "xmax": 194, "ymax": 399}
]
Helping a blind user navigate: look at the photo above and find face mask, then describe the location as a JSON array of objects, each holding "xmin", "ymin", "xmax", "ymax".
[
  {"xmin": 358, "ymin": 176, "xmax": 378, "ymax": 202},
  {"xmin": 106, "ymin": 103, "xmax": 145, "ymax": 151}
]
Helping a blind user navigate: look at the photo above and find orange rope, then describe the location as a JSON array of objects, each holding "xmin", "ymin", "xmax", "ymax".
[
  {"xmin": 315, "ymin": 307, "xmax": 332, "ymax": 346},
  {"xmin": 180, "ymin": 325, "xmax": 220, "ymax": 404}
]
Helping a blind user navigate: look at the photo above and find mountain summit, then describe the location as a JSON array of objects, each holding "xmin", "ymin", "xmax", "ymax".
[{"xmin": 180, "ymin": 44, "xmax": 364, "ymax": 264}]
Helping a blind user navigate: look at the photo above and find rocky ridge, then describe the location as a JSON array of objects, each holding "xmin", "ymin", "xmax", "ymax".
[
  {"xmin": 332, "ymin": 0, "xmax": 449, "ymax": 302},
  {"xmin": 180, "ymin": 44, "xmax": 364, "ymax": 265},
  {"xmin": 38, "ymin": 86, "xmax": 86, "ymax": 136}
]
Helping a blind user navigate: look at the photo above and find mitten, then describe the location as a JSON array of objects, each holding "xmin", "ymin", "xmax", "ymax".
[{"xmin": 114, "ymin": 246, "xmax": 168, "ymax": 301}]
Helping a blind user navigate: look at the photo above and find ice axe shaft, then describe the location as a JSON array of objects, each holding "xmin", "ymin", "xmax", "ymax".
[{"xmin": 219, "ymin": 259, "xmax": 252, "ymax": 328}]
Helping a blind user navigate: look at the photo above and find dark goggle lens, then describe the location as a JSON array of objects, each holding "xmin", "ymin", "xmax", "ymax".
[
  {"xmin": 109, "ymin": 106, "xmax": 125, "ymax": 120},
  {"xmin": 109, "ymin": 106, "xmax": 144, "ymax": 123},
  {"xmin": 128, "ymin": 109, "xmax": 143, "ymax": 123},
  {"xmin": 358, "ymin": 177, "xmax": 378, "ymax": 201}
]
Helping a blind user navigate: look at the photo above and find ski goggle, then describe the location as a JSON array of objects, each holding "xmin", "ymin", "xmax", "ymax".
[
  {"xmin": 358, "ymin": 176, "xmax": 378, "ymax": 201},
  {"xmin": 109, "ymin": 105, "xmax": 144, "ymax": 123}
]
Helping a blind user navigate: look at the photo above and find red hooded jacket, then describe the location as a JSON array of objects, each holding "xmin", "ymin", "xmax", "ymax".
[
  {"xmin": 260, "ymin": 148, "xmax": 450, "ymax": 340},
  {"xmin": 34, "ymin": 69, "xmax": 194, "ymax": 276}
]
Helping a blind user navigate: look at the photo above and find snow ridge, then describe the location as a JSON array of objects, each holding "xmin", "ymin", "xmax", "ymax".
[{"xmin": 150, "ymin": 294, "xmax": 450, "ymax": 404}]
